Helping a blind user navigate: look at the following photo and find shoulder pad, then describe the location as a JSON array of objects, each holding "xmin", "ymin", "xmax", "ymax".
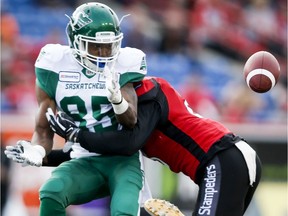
[
  {"xmin": 117, "ymin": 47, "xmax": 146, "ymax": 68},
  {"xmin": 35, "ymin": 44, "xmax": 69, "ymax": 71}
]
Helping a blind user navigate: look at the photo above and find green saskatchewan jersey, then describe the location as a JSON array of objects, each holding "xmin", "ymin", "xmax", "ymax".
[{"xmin": 35, "ymin": 44, "xmax": 147, "ymax": 157}]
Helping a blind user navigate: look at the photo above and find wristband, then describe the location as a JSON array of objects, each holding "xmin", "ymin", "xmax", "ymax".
[
  {"xmin": 112, "ymin": 97, "xmax": 129, "ymax": 115},
  {"xmin": 34, "ymin": 145, "xmax": 46, "ymax": 157}
]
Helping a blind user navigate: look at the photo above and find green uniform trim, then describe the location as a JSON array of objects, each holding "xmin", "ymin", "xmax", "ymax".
[
  {"xmin": 119, "ymin": 72, "xmax": 145, "ymax": 87},
  {"xmin": 35, "ymin": 67, "xmax": 58, "ymax": 99}
]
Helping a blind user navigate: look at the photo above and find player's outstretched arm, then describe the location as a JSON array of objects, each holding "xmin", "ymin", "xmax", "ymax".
[
  {"xmin": 78, "ymin": 101, "xmax": 161, "ymax": 155},
  {"xmin": 4, "ymin": 140, "xmax": 71, "ymax": 167},
  {"xmin": 43, "ymin": 149, "xmax": 71, "ymax": 166},
  {"xmin": 46, "ymin": 101, "xmax": 161, "ymax": 156}
]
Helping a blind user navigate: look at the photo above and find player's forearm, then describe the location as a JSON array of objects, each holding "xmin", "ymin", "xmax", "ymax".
[
  {"xmin": 42, "ymin": 149, "xmax": 72, "ymax": 166},
  {"xmin": 78, "ymin": 129, "xmax": 139, "ymax": 155},
  {"xmin": 33, "ymin": 85, "xmax": 56, "ymax": 155},
  {"xmin": 31, "ymin": 126, "xmax": 54, "ymax": 155},
  {"xmin": 114, "ymin": 83, "xmax": 138, "ymax": 128},
  {"xmin": 115, "ymin": 105, "xmax": 137, "ymax": 129}
]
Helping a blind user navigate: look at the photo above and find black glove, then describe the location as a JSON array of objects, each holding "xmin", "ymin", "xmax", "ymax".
[{"xmin": 45, "ymin": 108, "xmax": 80, "ymax": 143}]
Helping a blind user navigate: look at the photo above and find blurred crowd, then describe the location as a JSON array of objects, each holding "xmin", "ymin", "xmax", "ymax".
[
  {"xmin": 1, "ymin": 0, "xmax": 287, "ymax": 123},
  {"xmin": 1, "ymin": 0, "xmax": 287, "ymax": 215}
]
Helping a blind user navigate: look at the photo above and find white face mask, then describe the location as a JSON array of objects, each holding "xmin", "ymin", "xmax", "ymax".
[{"xmin": 73, "ymin": 31, "xmax": 123, "ymax": 73}]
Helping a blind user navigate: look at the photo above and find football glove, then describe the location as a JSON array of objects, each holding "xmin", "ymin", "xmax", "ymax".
[
  {"xmin": 46, "ymin": 108, "xmax": 80, "ymax": 152},
  {"xmin": 105, "ymin": 66, "xmax": 122, "ymax": 104},
  {"xmin": 4, "ymin": 140, "xmax": 45, "ymax": 167},
  {"xmin": 144, "ymin": 198, "xmax": 185, "ymax": 216},
  {"xmin": 104, "ymin": 67, "xmax": 129, "ymax": 114}
]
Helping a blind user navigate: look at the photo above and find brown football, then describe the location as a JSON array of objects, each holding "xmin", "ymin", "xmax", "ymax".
[{"xmin": 243, "ymin": 51, "xmax": 281, "ymax": 93}]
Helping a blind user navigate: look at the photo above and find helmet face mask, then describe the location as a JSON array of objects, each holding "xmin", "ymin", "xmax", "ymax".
[{"xmin": 66, "ymin": 3, "xmax": 123, "ymax": 73}]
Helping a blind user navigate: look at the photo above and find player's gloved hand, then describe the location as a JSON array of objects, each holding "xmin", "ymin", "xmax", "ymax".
[
  {"xmin": 105, "ymin": 66, "xmax": 122, "ymax": 104},
  {"xmin": 46, "ymin": 108, "xmax": 80, "ymax": 152},
  {"xmin": 104, "ymin": 66, "xmax": 129, "ymax": 114},
  {"xmin": 4, "ymin": 140, "xmax": 45, "ymax": 167}
]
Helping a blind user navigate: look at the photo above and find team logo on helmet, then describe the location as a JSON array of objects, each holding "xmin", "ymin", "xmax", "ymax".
[{"xmin": 72, "ymin": 11, "xmax": 92, "ymax": 30}]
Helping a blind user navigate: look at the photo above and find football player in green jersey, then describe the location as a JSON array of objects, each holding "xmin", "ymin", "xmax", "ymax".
[{"xmin": 6, "ymin": 2, "xmax": 150, "ymax": 216}]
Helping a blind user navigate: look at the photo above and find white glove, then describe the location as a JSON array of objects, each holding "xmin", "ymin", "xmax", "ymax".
[
  {"xmin": 105, "ymin": 66, "xmax": 122, "ymax": 104},
  {"xmin": 104, "ymin": 66, "xmax": 129, "ymax": 114},
  {"xmin": 4, "ymin": 140, "xmax": 45, "ymax": 167},
  {"xmin": 5, "ymin": 144, "xmax": 27, "ymax": 166}
]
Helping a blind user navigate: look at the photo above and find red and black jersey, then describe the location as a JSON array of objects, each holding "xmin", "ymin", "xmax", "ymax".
[
  {"xmin": 135, "ymin": 77, "xmax": 239, "ymax": 181},
  {"xmin": 46, "ymin": 76, "xmax": 242, "ymax": 182}
]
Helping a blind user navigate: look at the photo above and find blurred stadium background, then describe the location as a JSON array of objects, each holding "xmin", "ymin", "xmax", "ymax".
[{"xmin": 1, "ymin": 0, "xmax": 287, "ymax": 215}]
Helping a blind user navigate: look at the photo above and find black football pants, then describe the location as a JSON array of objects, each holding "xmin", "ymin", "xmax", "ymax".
[{"xmin": 193, "ymin": 145, "xmax": 262, "ymax": 216}]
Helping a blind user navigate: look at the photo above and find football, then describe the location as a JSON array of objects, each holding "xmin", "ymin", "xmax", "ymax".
[{"xmin": 243, "ymin": 51, "xmax": 281, "ymax": 93}]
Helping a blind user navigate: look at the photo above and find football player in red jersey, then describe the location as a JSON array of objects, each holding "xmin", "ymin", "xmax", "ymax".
[{"xmin": 6, "ymin": 76, "xmax": 262, "ymax": 216}]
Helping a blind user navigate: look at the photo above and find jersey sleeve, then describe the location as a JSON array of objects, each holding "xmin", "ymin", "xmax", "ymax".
[
  {"xmin": 35, "ymin": 68, "xmax": 58, "ymax": 99},
  {"xmin": 35, "ymin": 44, "xmax": 62, "ymax": 99},
  {"xmin": 77, "ymin": 100, "xmax": 161, "ymax": 155}
]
